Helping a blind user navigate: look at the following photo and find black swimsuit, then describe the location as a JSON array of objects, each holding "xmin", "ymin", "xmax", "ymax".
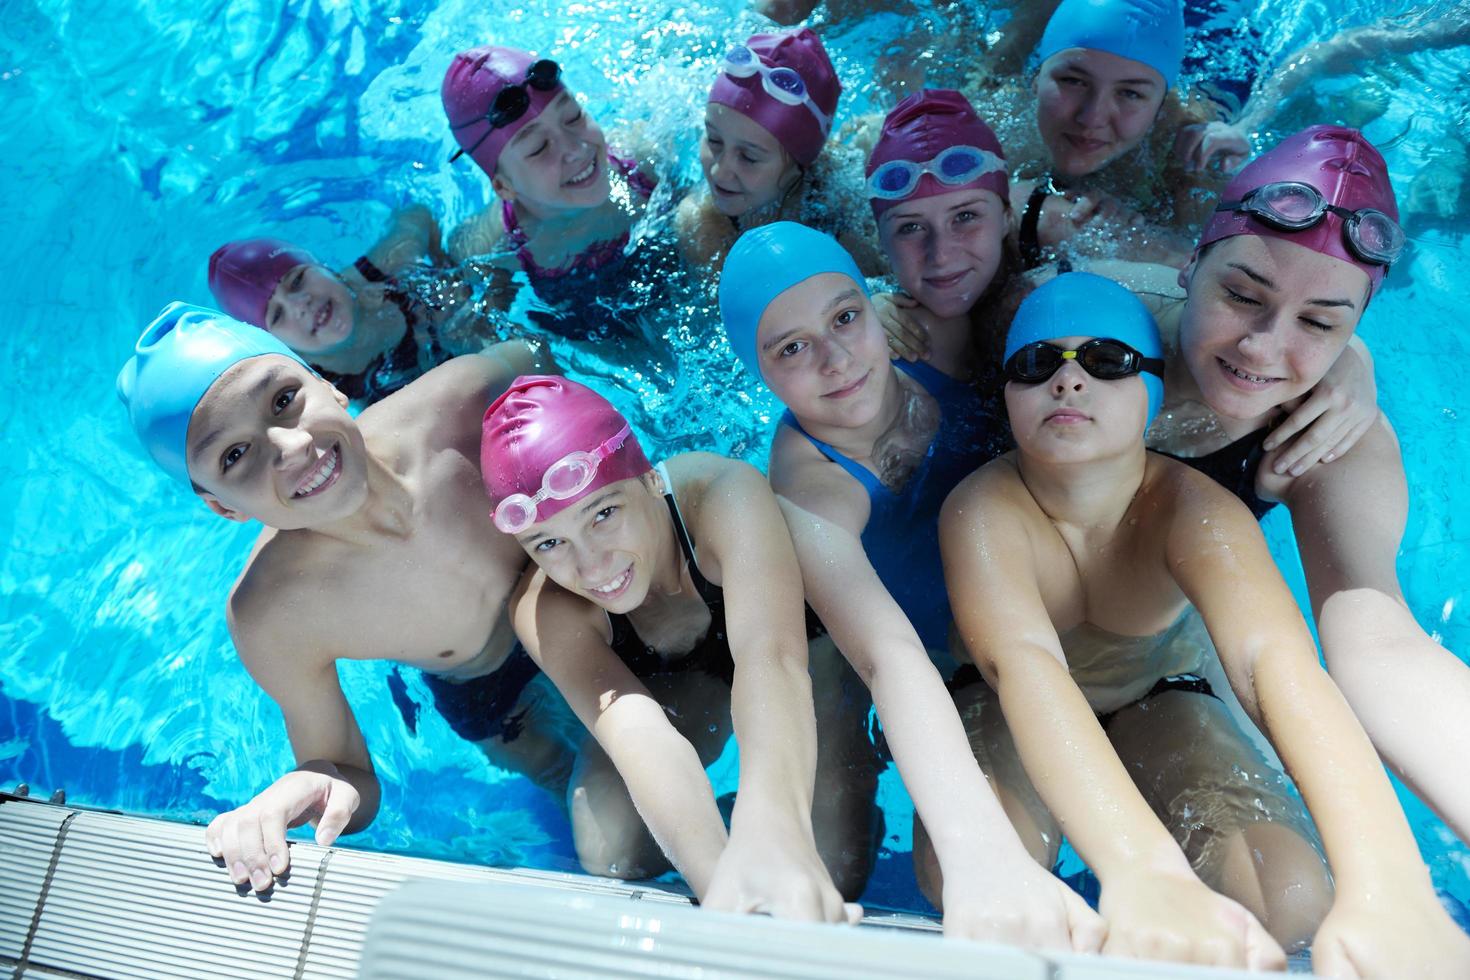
[
  {"xmin": 1161, "ymin": 427, "xmax": 1278, "ymax": 520},
  {"xmin": 388, "ymin": 643, "xmax": 543, "ymax": 745},
  {"xmin": 312, "ymin": 257, "xmax": 447, "ymax": 404}
]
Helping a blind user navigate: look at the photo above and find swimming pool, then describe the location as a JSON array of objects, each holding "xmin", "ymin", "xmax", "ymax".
[{"xmin": 1, "ymin": 0, "xmax": 1467, "ymax": 919}]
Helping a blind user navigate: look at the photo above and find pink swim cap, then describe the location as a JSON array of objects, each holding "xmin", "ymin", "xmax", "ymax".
[
  {"xmin": 443, "ymin": 45, "xmax": 566, "ymax": 179},
  {"xmin": 866, "ymin": 89, "xmax": 1008, "ymax": 218},
  {"xmin": 481, "ymin": 376, "xmax": 654, "ymax": 526},
  {"xmin": 208, "ymin": 238, "xmax": 320, "ymax": 329},
  {"xmin": 1197, "ymin": 125, "xmax": 1399, "ymax": 295},
  {"xmin": 708, "ymin": 28, "xmax": 840, "ymax": 168}
]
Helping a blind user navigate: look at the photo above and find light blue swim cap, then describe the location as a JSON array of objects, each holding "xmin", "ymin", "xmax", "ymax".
[
  {"xmin": 117, "ymin": 302, "xmax": 310, "ymax": 486},
  {"xmin": 1005, "ymin": 272, "xmax": 1164, "ymax": 430},
  {"xmin": 718, "ymin": 221, "xmax": 868, "ymax": 385},
  {"xmin": 1035, "ymin": 0, "xmax": 1186, "ymax": 88}
]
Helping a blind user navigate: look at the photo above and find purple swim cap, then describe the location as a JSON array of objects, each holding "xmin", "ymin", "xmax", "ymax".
[
  {"xmin": 481, "ymin": 376, "xmax": 653, "ymax": 526},
  {"xmin": 708, "ymin": 28, "xmax": 840, "ymax": 168},
  {"xmin": 443, "ymin": 45, "xmax": 566, "ymax": 179},
  {"xmin": 866, "ymin": 89, "xmax": 1008, "ymax": 218},
  {"xmin": 208, "ymin": 238, "xmax": 320, "ymax": 329},
  {"xmin": 1198, "ymin": 125, "xmax": 1399, "ymax": 295}
]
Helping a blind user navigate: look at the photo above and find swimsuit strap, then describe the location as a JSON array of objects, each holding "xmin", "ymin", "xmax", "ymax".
[
  {"xmin": 655, "ymin": 461, "xmax": 719, "ymax": 601},
  {"xmin": 1019, "ymin": 182, "xmax": 1050, "ymax": 271}
]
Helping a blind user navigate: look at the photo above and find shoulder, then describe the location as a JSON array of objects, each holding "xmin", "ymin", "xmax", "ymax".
[
  {"xmin": 448, "ymin": 205, "xmax": 509, "ymax": 264},
  {"xmin": 768, "ymin": 429, "xmax": 871, "ymax": 533},
  {"xmin": 1144, "ymin": 452, "xmax": 1260, "ymax": 542},
  {"xmin": 510, "ymin": 566, "xmax": 605, "ymax": 659},
  {"xmin": 227, "ymin": 538, "xmax": 339, "ymax": 672},
  {"xmin": 941, "ymin": 454, "xmax": 1030, "ymax": 529}
]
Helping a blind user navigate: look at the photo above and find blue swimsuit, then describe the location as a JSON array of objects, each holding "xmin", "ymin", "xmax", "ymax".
[{"xmin": 782, "ymin": 360, "xmax": 1010, "ymax": 673}]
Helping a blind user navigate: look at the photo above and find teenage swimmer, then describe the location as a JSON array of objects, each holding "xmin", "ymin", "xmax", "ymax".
[
  {"xmin": 116, "ymin": 306, "xmax": 594, "ymax": 894},
  {"xmin": 487, "ymin": 376, "xmax": 874, "ymax": 918},
  {"xmin": 442, "ymin": 46, "xmax": 656, "ymax": 294},
  {"xmin": 209, "ymin": 207, "xmax": 469, "ymax": 403},
  {"xmin": 862, "ymin": 89, "xmax": 1020, "ymax": 376},
  {"xmin": 1125, "ymin": 125, "xmax": 1470, "ymax": 847},
  {"xmin": 941, "ymin": 272, "xmax": 1470, "ymax": 975},
  {"xmin": 675, "ymin": 28, "xmax": 878, "ymax": 275},
  {"xmin": 719, "ymin": 222, "xmax": 1101, "ymax": 947}
]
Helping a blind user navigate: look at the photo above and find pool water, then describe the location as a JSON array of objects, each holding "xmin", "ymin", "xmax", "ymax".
[{"xmin": 1, "ymin": 0, "xmax": 1468, "ymax": 917}]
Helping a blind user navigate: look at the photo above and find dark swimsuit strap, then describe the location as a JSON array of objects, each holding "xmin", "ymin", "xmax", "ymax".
[
  {"xmin": 353, "ymin": 256, "xmax": 444, "ymax": 361},
  {"xmin": 1018, "ymin": 183, "xmax": 1050, "ymax": 270}
]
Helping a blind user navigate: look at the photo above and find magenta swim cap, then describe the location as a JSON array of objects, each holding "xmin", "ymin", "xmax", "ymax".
[
  {"xmin": 1198, "ymin": 125, "xmax": 1399, "ymax": 295},
  {"xmin": 443, "ymin": 45, "xmax": 566, "ymax": 179},
  {"xmin": 866, "ymin": 89, "xmax": 1008, "ymax": 218},
  {"xmin": 708, "ymin": 29, "xmax": 840, "ymax": 168},
  {"xmin": 208, "ymin": 238, "xmax": 319, "ymax": 329},
  {"xmin": 481, "ymin": 375, "xmax": 653, "ymax": 525}
]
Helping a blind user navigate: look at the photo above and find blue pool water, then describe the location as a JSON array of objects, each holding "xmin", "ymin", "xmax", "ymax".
[{"xmin": 2, "ymin": 0, "xmax": 1468, "ymax": 917}]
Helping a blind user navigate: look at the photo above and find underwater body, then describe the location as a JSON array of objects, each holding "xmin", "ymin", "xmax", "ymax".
[{"xmin": 2, "ymin": 0, "xmax": 1469, "ymax": 929}]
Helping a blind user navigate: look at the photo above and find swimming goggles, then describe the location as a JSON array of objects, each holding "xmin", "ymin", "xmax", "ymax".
[
  {"xmin": 721, "ymin": 46, "xmax": 831, "ymax": 134},
  {"xmin": 1004, "ymin": 339, "xmax": 1164, "ymax": 385},
  {"xmin": 867, "ymin": 145, "xmax": 1007, "ymax": 201},
  {"xmin": 493, "ymin": 424, "xmax": 633, "ymax": 534},
  {"xmin": 449, "ymin": 59, "xmax": 562, "ymax": 163},
  {"xmin": 1214, "ymin": 181, "xmax": 1405, "ymax": 266}
]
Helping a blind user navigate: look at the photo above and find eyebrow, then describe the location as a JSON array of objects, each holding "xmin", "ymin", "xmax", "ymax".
[
  {"xmin": 884, "ymin": 195, "xmax": 990, "ymax": 222},
  {"xmin": 1058, "ymin": 61, "xmax": 1159, "ymax": 87},
  {"xmin": 189, "ymin": 366, "xmax": 288, "ymax": 461},
  {"xmin": 760, "ymin": 289, "xmax": 863, "ymax": 352},
  {"xmin": 508, "ymin": 93, "xmax": 571, "ymax": 146},
  {"xmin": 1225, "ymin": 262, "xmax": 1357, "ymax": 310}
]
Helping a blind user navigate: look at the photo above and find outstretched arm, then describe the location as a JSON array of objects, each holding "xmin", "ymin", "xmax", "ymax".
[
  {"xmin": 941, "ymin": 468, "xmax": 1284, "ymax": 970},
  {"xmin": 694, "ymin": 459, "xmax": 853, "ymax": 922},
  {"xmin": 1170, "ymin": 465, "xmax": 1470, "ymax": 977},
  {"xmin": 777, "ymin": 489, "xmax": 1102, "ymax": 949}
]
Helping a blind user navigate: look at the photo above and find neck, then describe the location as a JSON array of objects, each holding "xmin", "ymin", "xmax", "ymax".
[
  {"xmin": 1162, "ymin": 326, "xmax": 1276, "ymax": 440},
  {"xmin": 795, "ymin": 364, "xmax": 909, "ymax": 463},
  {"xmin": 1016, "ymin": 444, "xmax": 1147, "ymax": 532},
  {"xmin": 314, "ymin": 445, "xmax": 415, "ymax": 546},
  {"xmin": 915, "ymin": 304, "xmax": 976, "ymax": 379}
]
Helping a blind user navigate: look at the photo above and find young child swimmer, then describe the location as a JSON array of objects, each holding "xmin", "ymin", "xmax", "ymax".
[
  {"xmin": 939, "ymin": 272, "xmax": 1470, "ymax": 975},
  {"xmin": 209, "ymin": 207, "xmax": 464, "ymax": 403},
  {"xmin": 718, "ymin": 222, "xmax": 1099, "ymax": 947},
  {"xmin": 676, "ymin": 28, "xmax": 879, "ymax": 276},
  {"xmin": 484, "ymin": 376, "xmax": 875, "ymax": 919}
]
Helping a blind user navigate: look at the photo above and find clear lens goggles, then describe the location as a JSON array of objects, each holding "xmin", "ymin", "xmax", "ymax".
[
  {"xmin": 450, "ymin": 59, "xmax": 563, "ymax": 163},
  {"xmin": 721, "ymin": 46, "xmax": 831, "ymax": 134},
  {"xmin": 493, "ymin": 424, "xmax": 632, "ymax": 534},
  {"xmin": 867, "ymin": 145, "xmax": 1007, "ymax": 201},
  {"xmin": 1004, "ymin": 339, "xmax": 1164, "ymax": 385},
  {"xmin": 1215, "ymin": 181, "xmax": 1405, "ymax": 266}
]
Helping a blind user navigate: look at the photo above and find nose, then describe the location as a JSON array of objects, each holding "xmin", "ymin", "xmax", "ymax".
[
  {"xmin": 1050, "ymin": 359, "xmax": 1088, "ymax": 395},
  {"xmin": 575, "ymin": 544, "xmax": 615, "ymax": 586},
  {"xmin": 267, "ymin": 424, "xmax": 313, "ymax": 469},
  {"xmin": 1075, "ymin": 90, "xmax": 1109, "ymax": 130},
  {"xmin": 925, "ymin": 227, "xmax": 958, "ymax": 267},
  {"xmin": 1237, "ymin": 318, "xmax": 1286, "ymax": 366},
  {"xmin": 817, "ymin": 334, "xmax": 855, "ymax": 375}
]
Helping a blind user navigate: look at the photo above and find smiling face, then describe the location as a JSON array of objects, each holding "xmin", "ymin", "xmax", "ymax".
[
  {"xmin": 491, "ymin": 91, "xmax": 611, "ymax": 214},
  {"xmin": 515, "ymin": 474, "xmax": 667, "ymax": 614},
  {"xmin": 700, "ymin": 103, "xmax": 801, "ymax": 218},
  {"xmin": 1179, "ymin": 235, "xmax": 1368, "ymax": 422},
  {"xmin": 878, "ymin": 187, "xmax": 1007, "ymax": 319},
  {"xmin": 754, "ymin": 272, "xmax": 894, "ymax": 431},
  {"xmin": 1005, "ymin": 334, "xmax": 1149, "ymax": 465},
  {"xmin": 186, "ymin": 355, "xmax": 367, "ymax": 529},
  {"xmin": 264, "ymin": 264, "xmax": 357, "ymax": 354},
  {"xmin": 1034, "ymin": 48, "xmax": 1166, "ymax": 178}
]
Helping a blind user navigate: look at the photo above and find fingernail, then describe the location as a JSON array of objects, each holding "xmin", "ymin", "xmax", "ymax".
[
  {"xmin": 270, "ymin": 854, "xmax": 287, "ymax": 874},
  {"xmin": 1323, "ymin": 452, "xmax": 1335, "ymax": 463},
  {"xmin": 251, "ymin": 869, "xmax": 271, "ymax": 891},
  {"xmin": 232, "ymin": 861, "xmax": 248, "ymax": 883},
  {"xmin": 1289, "ymin": 464, "xmax": 1305, "ymax": 476}
]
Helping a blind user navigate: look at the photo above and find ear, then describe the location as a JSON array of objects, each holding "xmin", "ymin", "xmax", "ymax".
[
  {"xmin": 327, "ymin": 379, "xmax": 350, "ymax": 410},
  {"xmin": 639, "ymin": 468, "xmax": 665, "ymax": 497},
  {"xmin": 491, "ymin": 171, "xmax": 517, "ymax": 203},
  {"xmin": 201, "ymin": 493, "xmax": 251, "ymax": 524},
  {"xmin": 1177, "ymin": 252, "xmax": 1198, "ymax": 291}
]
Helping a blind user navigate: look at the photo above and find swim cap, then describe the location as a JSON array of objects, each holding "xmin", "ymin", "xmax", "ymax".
[
  {"xmin": 1197, "ymin": 125, "xmax": 1398, "ymax": 296},
  {"xmin": 208, "ymin": 238, "xmax": 319, "ymax": 329},
  {"xmin": 708, "ymin": 29, "xmax": 840, "ymax": 168},
  {"xmin": 443, "ymin": 45, "xmax": 566, "ymax": 179},
  {"xmin": 866, "ymin": 89, "xmax": 1008, "ymax": 218},
  {"xmin": 117, "ymin": 302, "xmax": 310, "ymax": 486},
  {"xmin": 481, "ymin": 375, "xmax": 653, "ymax": 525},
  {"xmin": 718, "ymin": 221, "xmax": 868, "ymax": 385},
  {"xmin": 1035, "ymin": 0, "xmax": 1186, "ymax": 88},
  {"xmin": 1005, "ymin": 272, "xmax": 1163, "ymax": 430}
]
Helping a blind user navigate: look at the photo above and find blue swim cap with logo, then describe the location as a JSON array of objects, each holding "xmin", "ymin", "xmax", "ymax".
[
  {"xmin": 718, "ymin": 221, "xmax": 869, "ymax": 385},
  {"xmin": 1005, "ymin": 271, "xmax": 1164, "ymax": 429},
  {"xmin": 117, "ymin": 302, "xmax": 309, "ymax": 486},
  {"xmin": 1036, "ymin": 0, "xmax": 1186, "ymax": 88}
]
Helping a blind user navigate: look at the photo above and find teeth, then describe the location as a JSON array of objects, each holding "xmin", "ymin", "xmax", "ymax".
[
  {"xmin": 294, "ymin": 447, "xmax": 338, "ymax": 497},
  {"xmin": 1224, "ymin": 361, "xmax": 1273, "ymax": 384},
  {"xmin": 592, "ymin": 568, "xmax": 631, "ymax": 594},
  {"xmin": 565, "ymin": 160, "xmax": 594, "ymax": 185}
]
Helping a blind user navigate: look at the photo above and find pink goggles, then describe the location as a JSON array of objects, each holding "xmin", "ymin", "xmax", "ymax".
[{"xmin": 493, "ymin": 424, "xmax": 633, "ymax": 534}]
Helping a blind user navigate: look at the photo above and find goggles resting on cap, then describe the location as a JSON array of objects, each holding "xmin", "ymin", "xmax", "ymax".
[
  {"xmin": 493, "ymin": 423, "xmax": 632, "ymax": 534},
  {"xmin": 450, "ymin": 59, "xmax": 563, "ymax": 163},
  {"xmin": 867, "ymin": 145, "xmax": 1006, "ymax": 201},
  {"xmin": 721, "ymin": 46, "xmax": 831, "ymax": 135},
  {"xmin": 1215, "ymin": 180, "xmax": 1405, "ymax": 267}
]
